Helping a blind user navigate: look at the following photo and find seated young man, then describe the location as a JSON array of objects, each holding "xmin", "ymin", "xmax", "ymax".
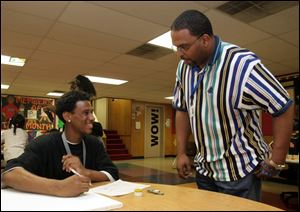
[{"xmin": 1, "ymin": 90, "xmax": 119, "ymax": 197}]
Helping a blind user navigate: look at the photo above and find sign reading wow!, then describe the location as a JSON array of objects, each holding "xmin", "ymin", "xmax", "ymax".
[{"xmin": 145, "ymin": 106, "xmax": 162, "ymax": 158}]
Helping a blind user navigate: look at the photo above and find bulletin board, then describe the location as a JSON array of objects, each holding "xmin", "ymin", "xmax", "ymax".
[{"xmin": 1, "ymin": 95, "xmax": 56, "ymax": 141}]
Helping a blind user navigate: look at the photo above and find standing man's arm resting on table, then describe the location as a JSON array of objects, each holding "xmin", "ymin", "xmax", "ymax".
[
  {"xmin": 176, "ymin": 111, "xmax": 192, "ymax": 179},
  {"xmin": 2, "ymin": 167, "xmax": 90, "ymax": 197},
  {"xmin": 271, "ymin": 103, "xmax": 295, "ymax": 165}
]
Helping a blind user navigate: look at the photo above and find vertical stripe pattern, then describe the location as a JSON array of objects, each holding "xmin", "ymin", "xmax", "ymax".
[{"xmin": 172, "ymin": 37, "xmax": 293, "ymax": 181}]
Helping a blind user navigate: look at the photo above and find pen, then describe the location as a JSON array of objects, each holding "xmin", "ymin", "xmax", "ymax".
[{"xmin": 70, "ymin": 168, "xmax": 92, "ymax": 186}]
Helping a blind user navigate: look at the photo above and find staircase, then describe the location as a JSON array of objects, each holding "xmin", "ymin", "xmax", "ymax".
[{"xmin": 104, "ymin": 130, "xmax": 132, "ymax": 160}]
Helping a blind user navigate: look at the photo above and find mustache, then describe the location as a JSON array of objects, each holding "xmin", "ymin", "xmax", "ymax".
[{"xmin": 180, "ymin": 56, "xmax": 196, "ymax": 65}]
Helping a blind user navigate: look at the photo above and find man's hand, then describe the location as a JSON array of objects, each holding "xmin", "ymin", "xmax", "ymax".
[
  {"xmin": 55, "ymin": 175, "xmax": 91, "ymax": 197},
  {"xmin": 254, "ymin": 159, "xmax": 280, "ymax": 180},
  {"xmin": 176, "ymin": 154, "xmax": 193, "ymax": 179},
  {"xmin": 61, "ymin": 154, "xmax": 86, "ymax": 175}
]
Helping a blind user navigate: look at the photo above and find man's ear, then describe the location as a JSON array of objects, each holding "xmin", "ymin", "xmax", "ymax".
[
  {"xmin": 62, "ymin": 112, "xmax": 71, "ymax": 123},
  {"xmin": 201, "ymin": 34, "xmax": 211, "ymax": 48}
]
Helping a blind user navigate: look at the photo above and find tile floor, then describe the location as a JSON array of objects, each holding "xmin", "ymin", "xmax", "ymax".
[{"xmin": 114, "ymin": 157, "xmax": 299, "ymax": 211}]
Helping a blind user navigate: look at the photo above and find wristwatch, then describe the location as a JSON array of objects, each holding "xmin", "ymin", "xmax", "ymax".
[{"xmin": 269, "ymin": 160, "xmax": 286, "ymax": 170}]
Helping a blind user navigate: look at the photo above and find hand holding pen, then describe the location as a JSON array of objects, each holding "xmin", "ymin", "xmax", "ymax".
[
  {"xmin": 61, "ymin": 154, "xmax": 84, "ymax": 173},
  {"xmin": 70, "ymin": 168, "xmax": 92, "ymax": 186},
  {"xmin": 57, "ymin": 173, "xmax": 91, "ymax": 197},
  {"xmin": 62, "ymin": 154, "xmax": 92, "ymax": 186}
]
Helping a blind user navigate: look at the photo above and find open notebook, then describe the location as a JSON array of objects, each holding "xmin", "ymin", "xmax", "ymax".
[{"xmin": 1, "ymin": 188, "xmax": 123, "ymax": 211}]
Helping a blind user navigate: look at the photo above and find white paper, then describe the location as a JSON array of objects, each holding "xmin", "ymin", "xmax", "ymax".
[
  {"xmin": 90, "ymin": 179, "xmax": 150, "ymax": 196},
  {"xmin": 135, "ymin": 121, "xmax": 141, "ymax": 129},
  {"xmin": 27, "ymin": 110, "xmax": 37, "ymax": 119},
  {"xmin": 1, "ymin": 188, "xmax": 123, "ymax": 211}
]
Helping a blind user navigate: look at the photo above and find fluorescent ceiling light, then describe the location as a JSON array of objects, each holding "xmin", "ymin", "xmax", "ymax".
[
  {"xmin": 148, "ymin": 30, "xmax": 177, "ymax": 51},
  {"xmin": 47, "ymin": 92, "xmax": 64, "ymax": 97},
  {"xmin": 86, "ymin": 75, "xmax": 127, "ymax": 85},
  {"xmin": 1, "ymin": 54, "xmax": 26, "ymax": 67},
  {"xmin": 1, "ymin": 84, "xmax": 9, "ymax": 89},
  {"xmin": 164, "ymin": 96, "xmax": 174, "ymax": 100}
]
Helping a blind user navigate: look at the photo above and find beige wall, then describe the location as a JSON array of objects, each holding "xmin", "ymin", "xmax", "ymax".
[
  {"xmin": 94, "ymin": 98, "xmax": 108, "ymax": 129},
  {"xmin": 131, "ymin": 102, "xmax": 145, "ymax": 157}
]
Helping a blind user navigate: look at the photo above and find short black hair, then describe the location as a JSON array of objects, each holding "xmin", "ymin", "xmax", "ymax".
[
  {"xmin": 55, "ymin": 90, "xmax": 91, "ymax": 123},
  {"xmin": 74, "ymin": 75, "xmax": 96, "ymax": 97},
  {"xmin": 171, "ymin": 10, "xmax": 213, "ymax": 36}
]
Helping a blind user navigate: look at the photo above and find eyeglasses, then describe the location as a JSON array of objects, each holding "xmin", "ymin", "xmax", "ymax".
[{"xmin": 173, "ymin": 35, "xmax": 203, "ymax": 53}]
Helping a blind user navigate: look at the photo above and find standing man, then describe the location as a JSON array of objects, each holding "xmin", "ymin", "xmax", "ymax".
[
  {"xmin": 171, "ymin": 10, "xmax": 294, "ymax": 201},
  {"xmin": 2, "ymin": 90, "xmax": 119, "ymax": 197}
]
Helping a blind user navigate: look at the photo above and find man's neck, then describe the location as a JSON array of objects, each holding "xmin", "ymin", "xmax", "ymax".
[{"xmin": 64, "ymin": 127, "xmax": 82, "ymax": 144}]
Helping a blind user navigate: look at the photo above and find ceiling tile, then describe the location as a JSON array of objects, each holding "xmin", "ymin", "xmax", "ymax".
[
  {"xmin": 38, "ymin": 38, "xmax": 120, "ymax": 62},
  {"xmin": 59, "ymin": 1, "xmax": 168, "ymax": 42},
  {"xmin": 1, "ymin": 68, "xmax": 20, "ymax": 84},
  {"xmin": 278, "ymin": 30, "xmax": 299, "ymax": 47},
  {"xmin": 1, "ymin": 10, "xmax": 54, "ymax": 36},
  {"xmin": 250, "ymin": 5, "xmax": 299, "ymax": 35},
  {"xmin": 196, "ymin": 1, "xmax": 228, "ymax": 9},
  {"xmin": 245, "ymin": 37, "xmax": 298, "ymax": 63},
  {"xmin": 1, "ymin": 46, "xmax": 35, "ymax": 59},
  {"xmin": 205, "ymin": 10, "xmax": 271, "ymax": 46},
  {"xmin": 2, "ymin": 30, "xmax": 43, "ymax": 49},
  {"xmin": 48, "ymin": 23, "xmax": 142, "ymax": 53},
  {"xmin": 109, "ymin": 54, "xmax": 173, "ymax": 71},
  {"xmin": 263, "ymin": 62, "xmax": 295, "ymax": 76},
  {"xmin": 90, "ymin": 1, "xmax": 207, "ymax": 27},
  {"xmin": 2, "ymin": 1, "xmax": 69, "ymax": 20},
  {"xmin": 279, "ymin": 58, "xmax": 299, "ymax": 71}
]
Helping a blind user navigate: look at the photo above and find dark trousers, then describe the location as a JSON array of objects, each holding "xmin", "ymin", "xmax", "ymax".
[{"xmin": 195, "ymin": 172, "xmax": 261, "ymax": 201}]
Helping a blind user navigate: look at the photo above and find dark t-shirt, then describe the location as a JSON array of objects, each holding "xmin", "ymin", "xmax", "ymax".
[{"xmin": 4, "ymin": 132, "xmax": 119, "ymax": 180}]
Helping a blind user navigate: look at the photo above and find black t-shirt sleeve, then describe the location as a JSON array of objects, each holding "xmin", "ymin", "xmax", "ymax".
[
  {"xmin": 4, "ymin": 137, "xmax": 44, "ymax": 175},
  {"xmin": 4, "ymin": 133, "xmax": 66, "ymax": 179}
]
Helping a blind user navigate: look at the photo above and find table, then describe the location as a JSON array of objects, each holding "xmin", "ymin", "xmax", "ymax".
[{"xmin": 92, "ymin": 182, "xmax": 282, "ymax": 211}]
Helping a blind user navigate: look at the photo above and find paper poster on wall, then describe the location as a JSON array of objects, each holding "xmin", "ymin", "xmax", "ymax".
[
  {"xmin": 1, "ymin": 95, "xmax": 55, "ymax": 136},
  {"xmin": 135, "ymin": 121, "xmax": 141, "ymax": 130},
  {"xmin": 27, "ymin": 110, "xmax": 37, "ymax": 119}
]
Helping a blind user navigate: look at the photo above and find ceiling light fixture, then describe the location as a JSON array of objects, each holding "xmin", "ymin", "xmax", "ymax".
[
  {"xmin": 86, "ymin": 75, "xmax": 127, "ymax": 85},
  {"xmin": 1, "ymin": 84, "xmax": 9, "ymax": 89},
  {"xmin": 164, "ymin": 96, "xmax": 174, "ymax": 100},
  {"xmin": 1, "ymin": 54, "xmax": 26, "ymax": 67},
  {"xmin": 148, "ymin": 31, "xmax": 177, "ymax": 51},
  {"xmin": 47, "ymin": 92, "xmax": 64, "ymax": 97}
]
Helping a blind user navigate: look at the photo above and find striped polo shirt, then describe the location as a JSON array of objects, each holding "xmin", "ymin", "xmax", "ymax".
[{"xmin": 172, "ymin": 36, "xmax": 293, "ymax": 181}]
